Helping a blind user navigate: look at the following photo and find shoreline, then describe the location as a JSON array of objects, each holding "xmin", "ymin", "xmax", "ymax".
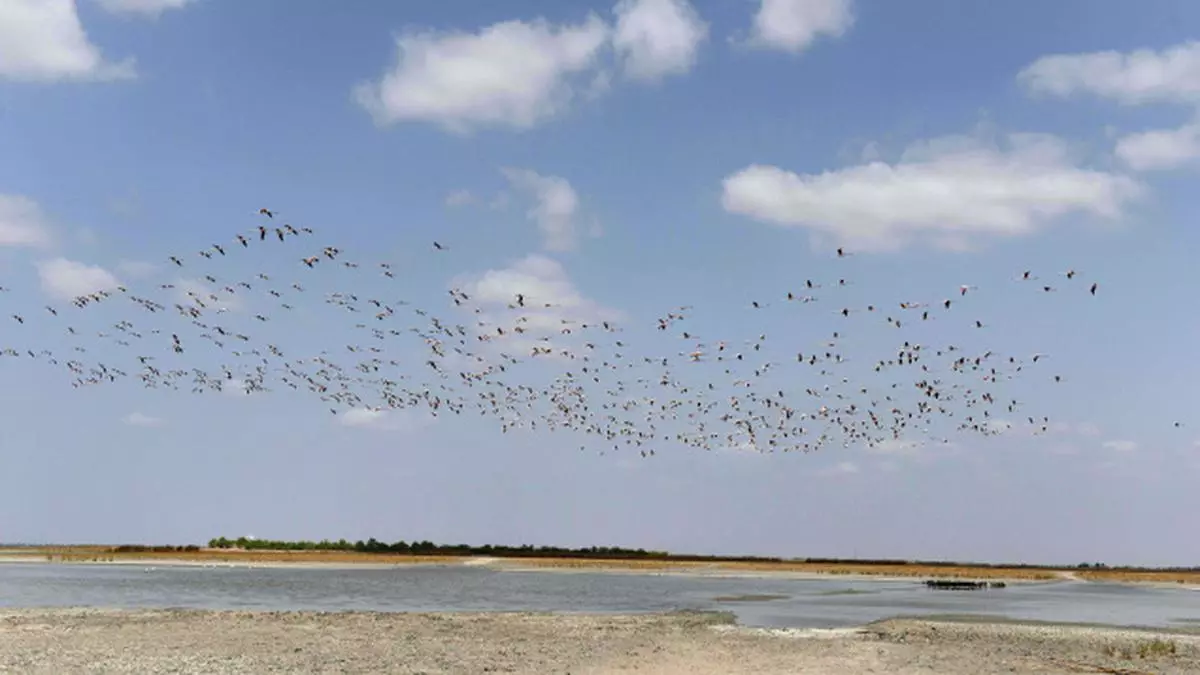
[
  {"xmin": 0, "ymin": 553, "xmax": 1059, "ymax": 584},
  {"xmin": 1, "ymin": 608, "xmax": 1197, "ymax": 674},
  {"xmin": 2, "ymin": 552, "xmax": 1198, "ymax": 589}
]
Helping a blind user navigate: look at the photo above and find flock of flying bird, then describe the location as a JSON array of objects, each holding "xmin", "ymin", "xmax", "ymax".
[{"xmin": 2, "ymin": 209, "xmax": 1114, "ymax": 458}]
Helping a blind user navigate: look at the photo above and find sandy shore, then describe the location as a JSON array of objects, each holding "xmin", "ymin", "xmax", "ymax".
[
  {"xmin": 0, "ymin": 554, "xmax": 1070, "ymax": 584},
  {"xmin": 4, "ymin": 552, "xmax": 1199, "ymax": 589},
  {"xmin": 1, "ymin": 609, "xmax": 1198, "ymax": 674}
]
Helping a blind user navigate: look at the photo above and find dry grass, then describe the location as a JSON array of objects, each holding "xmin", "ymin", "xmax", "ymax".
[
  {"xmin": 6, "ymin": 548, "xmax": 1199, "ymax": 585},
  {"xmin": 500, "ymin": 557, "xmax": 1064, "ymax": 580},
  {"xmin": 10, "ymin": 548, "xmax": 463, "ymax": 566},
  {"xmin": 1101, "ymin": 638, "xmax": 1180, "ymax": 660},
  {"xmin": 1075, "ymin": 568, "xmax": 1200, "ymax": 585},
  {"xmin": 3, "ymin": 548, "xmax": 1056, "ymax": 579}
]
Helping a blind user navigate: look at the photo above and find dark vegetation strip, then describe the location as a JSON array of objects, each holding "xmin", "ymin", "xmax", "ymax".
[
  {"xmin": 8, "ymin": 538, "xmax": 1197, "ymax": 572},
  {"xmin": 203, "ymin": 537, "xmax": 766, "ymax": 561},
  {"xmin": 111, "ymin": 538, "xmax": 1200, "ymax": 571}
]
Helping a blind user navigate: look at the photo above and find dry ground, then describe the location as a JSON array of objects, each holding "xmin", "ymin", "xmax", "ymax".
[{"xmin": 1, "ymin": 608, "xmax": 1199, "ymax": 675}]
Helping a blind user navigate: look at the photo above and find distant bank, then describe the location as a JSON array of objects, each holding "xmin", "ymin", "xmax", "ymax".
[{"xmin": 1, "ymin": 540, "xmax": 1198, "ymax": 587}]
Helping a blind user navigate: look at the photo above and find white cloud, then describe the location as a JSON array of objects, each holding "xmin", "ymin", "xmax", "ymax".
[
  {"xmin": 0, "ymin": 195, "xmax": 54, "ymax": 247},
  {"xmin": 612, "ymin": 0, "xmax": 708, "ymax": 82},
  {"xmin": 489, "ymin": 192, "xmax": 512, "ymax": 211},
  {"xmin": 0, "ymin": 0, "xmax": 135, "ymax": 82},
  {"xmin": 1018, "ymin": 41, "xmax": 1200, "ymax": 105},
  {"xmin": 175, "ymin": 278, "xmax": 245, "ymax": 312},
  {"xmin": 1046, "ymin": 421, "xmax": 1106, "ymax": 442},
  {"xmin": 340, "ymin": 407, "xmax": 386, "ymax": 428},
  {"xmin": 122, "ymin": 411, "xmax": 164, "ymax": 427},
  {"xmin": 1115, "ymin": 120, "xmax": 1200, "ymax": 171},
  {"xmin": 35, "ymin": 258, "xmax": 121, "ymax": 301},
  {"xmin": 94, "ymin": 0, "xmax": 195, "ymax": 18},
  {"xmin": 866, "ymin": 438, "xmax": 923, "ymax": 457},
  {"xmin": 106, "ymin": 191, "xmax": 143, "ymax": 219},
  {"xmin": 584, "ymin": 68, "xmax": 614, "ymax": 100},
  {"xmin": 817, "ymin": 460, "xmax": 859, "ymax": 477},
  {"xmin": 986, "ymin": 419, "xmax": 1014, "ymax": 434},
  {"xmin": 75, "ymin": 227, "xmax": 100, "ymax": 247},
  {"xmin": 354, "ymin": 15, "xmax": 610, "ymax": 133},
  {"xmin": 338, "ymin": 407, "xmax": 434, "ymax": 433},
  {"xmin": 717, "ymin": 440, "xmax": 766, "ymax": 457},
  {"xmin": 116, "ymin": 260, "xmax": 160, "ymax": 278},
  {"xmin": 1102, "ymin": 439, "xmax": 1139, "ymax": 453},
  {"xmin": 1018, "ymin": 42, "xmax": 1200, "ymax": 174},
  {"xmin": 501, "ymin": 168, "xmax": 582, "ymax": 251},
  {"xmin": 1046, "ymin": 442, "xmax": 1080, "ymax": 456},
  {"xmin": 457, "ymin": 253, "xmax": 615, "ymax": 317},
  {"xmin": 720, "ymin": 132, "xmax": 1143, "ymax": 251},
  {"xmin": 748, "ymin": 0, "xmax": 854, "ymax": 54},
  {"xmin": 445, "ymin": 189, "xmax": 477, "ymax": 207},
  {"xmin": 452, "ymin": 253, "xmax": 622, "ymax": 356}
]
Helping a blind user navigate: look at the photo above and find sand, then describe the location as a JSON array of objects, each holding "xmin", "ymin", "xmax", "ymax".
[
  {"xmin": 6, "ymin": 551, "xmax": 1200, "ymax": 588},
  {"xmin": 2, "ymin": 608, "xmax": 1199, "ymax": 674},
  {"xmin": 0, "ymin": 555, "xmax": 1084, "ymax": 585}
]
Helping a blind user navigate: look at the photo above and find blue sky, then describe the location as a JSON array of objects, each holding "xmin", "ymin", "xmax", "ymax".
[{"xmin": 1, "ymin": 0, "xmax": 1198, "ymax": 566}]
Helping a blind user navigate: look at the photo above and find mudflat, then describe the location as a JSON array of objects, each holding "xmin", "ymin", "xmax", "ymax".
[{"xmin": 1, "ymin": 608, "xmax": 1198, "ymax": 674}]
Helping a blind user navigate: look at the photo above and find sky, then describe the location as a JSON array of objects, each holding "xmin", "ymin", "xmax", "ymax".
[{"xmin": 1, "ymin": 0, "xmax": 1199, "ymax": 566}]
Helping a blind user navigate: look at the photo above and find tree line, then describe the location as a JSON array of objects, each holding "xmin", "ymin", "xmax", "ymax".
[
  {"xmin": 112, "ymin": 545, "xmax": 201, "ymax": 553},
  {"xmin": 205, "ymin": 536, "xmax": 786, "ymax": 562},
  {"xmin": 198, "ymin": 539, "xmax": 1200, "ymax": 571}
]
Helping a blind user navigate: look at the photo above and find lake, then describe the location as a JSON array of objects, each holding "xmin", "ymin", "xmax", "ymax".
[{"xmin": 1, "ymin": 563, "xmax": 1196, "ymax": 629}]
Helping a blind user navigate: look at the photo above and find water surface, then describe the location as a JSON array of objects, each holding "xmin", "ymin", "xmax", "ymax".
[{"xmin": 1, "ymin": 563, "xmax": 1195, "ymax": 629}]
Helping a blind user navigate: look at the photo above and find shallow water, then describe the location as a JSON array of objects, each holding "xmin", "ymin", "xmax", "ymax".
[{"xmin": 0, "ymin": 563, "xmax": 1196, "ymax": 629}]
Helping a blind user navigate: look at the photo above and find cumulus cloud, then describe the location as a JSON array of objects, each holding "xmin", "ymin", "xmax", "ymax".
[
  {"xmin": 1019, "ymin": 42, "xmax": 1200, "ymax": 175},
  {"xmin": 1102, "ymin": 439, "xmax": 1139, "ymax": 453},
  {"xmin": 338, "ymin": 407, "xmax": 435, "ymax": 433},
  {"xmin": 1044, "ymin": 422, "xmax": 1106, "ymax": 446},
  {"xmin": 1018, "ymin": 41, "xmax": 1200, "ymax": 105},
  {"xmin": 175, "ymin": 278, "xmax": 245, "ymax": 312},
  {"xmin": 122, "ymin": 411, "xmax": 164, "ymax": 427},
  {"xmin": 817, "ymin": 460, "xmax": 859, "ymax": 477},
  {"xmin": 501, "ymin": 168, "xmax": 583, "ymax": 252},
  {"xmin": 866, "ymin": 438, "xmax": 923, "ymax": 457},
  {"xmin": 1115, "ymin": 120, "xmax": 1200, "ymax": 171},
  {"xmin": 984, "ymin": 419, "xmax": 1014, "ymax": 434},
  {"xmin": 0, "ymin": 0, "xmax": 135, "ymax": 82},
  {"xmin": 720, "ymin": 132, "xmax": 1143, "ymax": 251},
  {"xmin": 748, "ymin": 0, "xmax": 854, "ymax": 54},
  {"xmin": 116, "ymin": 260, "xmax": 160, "ymax": 278},
  {"xmin": 489, "ymin": 191, "xmax": 512, "ymax": 211},
  {"xmin": 0, "ymin": 195, "xmax": 54, "ymax": 247},
  {"xmin": 222, "ymin": 379, "xmax": 252, "ymax": 397},
  {"xmin": 340, "ymin": 407, "xmax": 386, "ymax": 428},
  {"xmin": 35, "ymin": 258, "xmax": 122, "ymax": 301},
  {"xmin": 94, "ymin": 0, "xmax": 195, "ymax": 18},
  {"xmin": 452, "ymin": 253, "xmax": 622, "ymax": 357},
  {"xmin": 444, "ymin": 189, "xmax": 477, "ymax": 207},
  {"xmin": 354, "ymin": 15, "xmax": 610, "ymax": 133},
  {"xmin": 612, "ymin": 0, "xmax": 708, "ymax": 82},
  {"xmin": 457, "ymin": 254, "xmax": 617, "ymax": 319}
]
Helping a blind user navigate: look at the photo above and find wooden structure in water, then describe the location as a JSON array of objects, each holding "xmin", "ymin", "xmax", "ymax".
[{"xmin": 924, "ymin": 579, "xmax": 1007, "ymax": 590}]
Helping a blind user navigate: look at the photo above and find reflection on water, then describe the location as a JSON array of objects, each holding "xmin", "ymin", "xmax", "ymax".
[{"xmin": 0, "ymin": 563, "xmax": 1196, "ymax": 629}]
